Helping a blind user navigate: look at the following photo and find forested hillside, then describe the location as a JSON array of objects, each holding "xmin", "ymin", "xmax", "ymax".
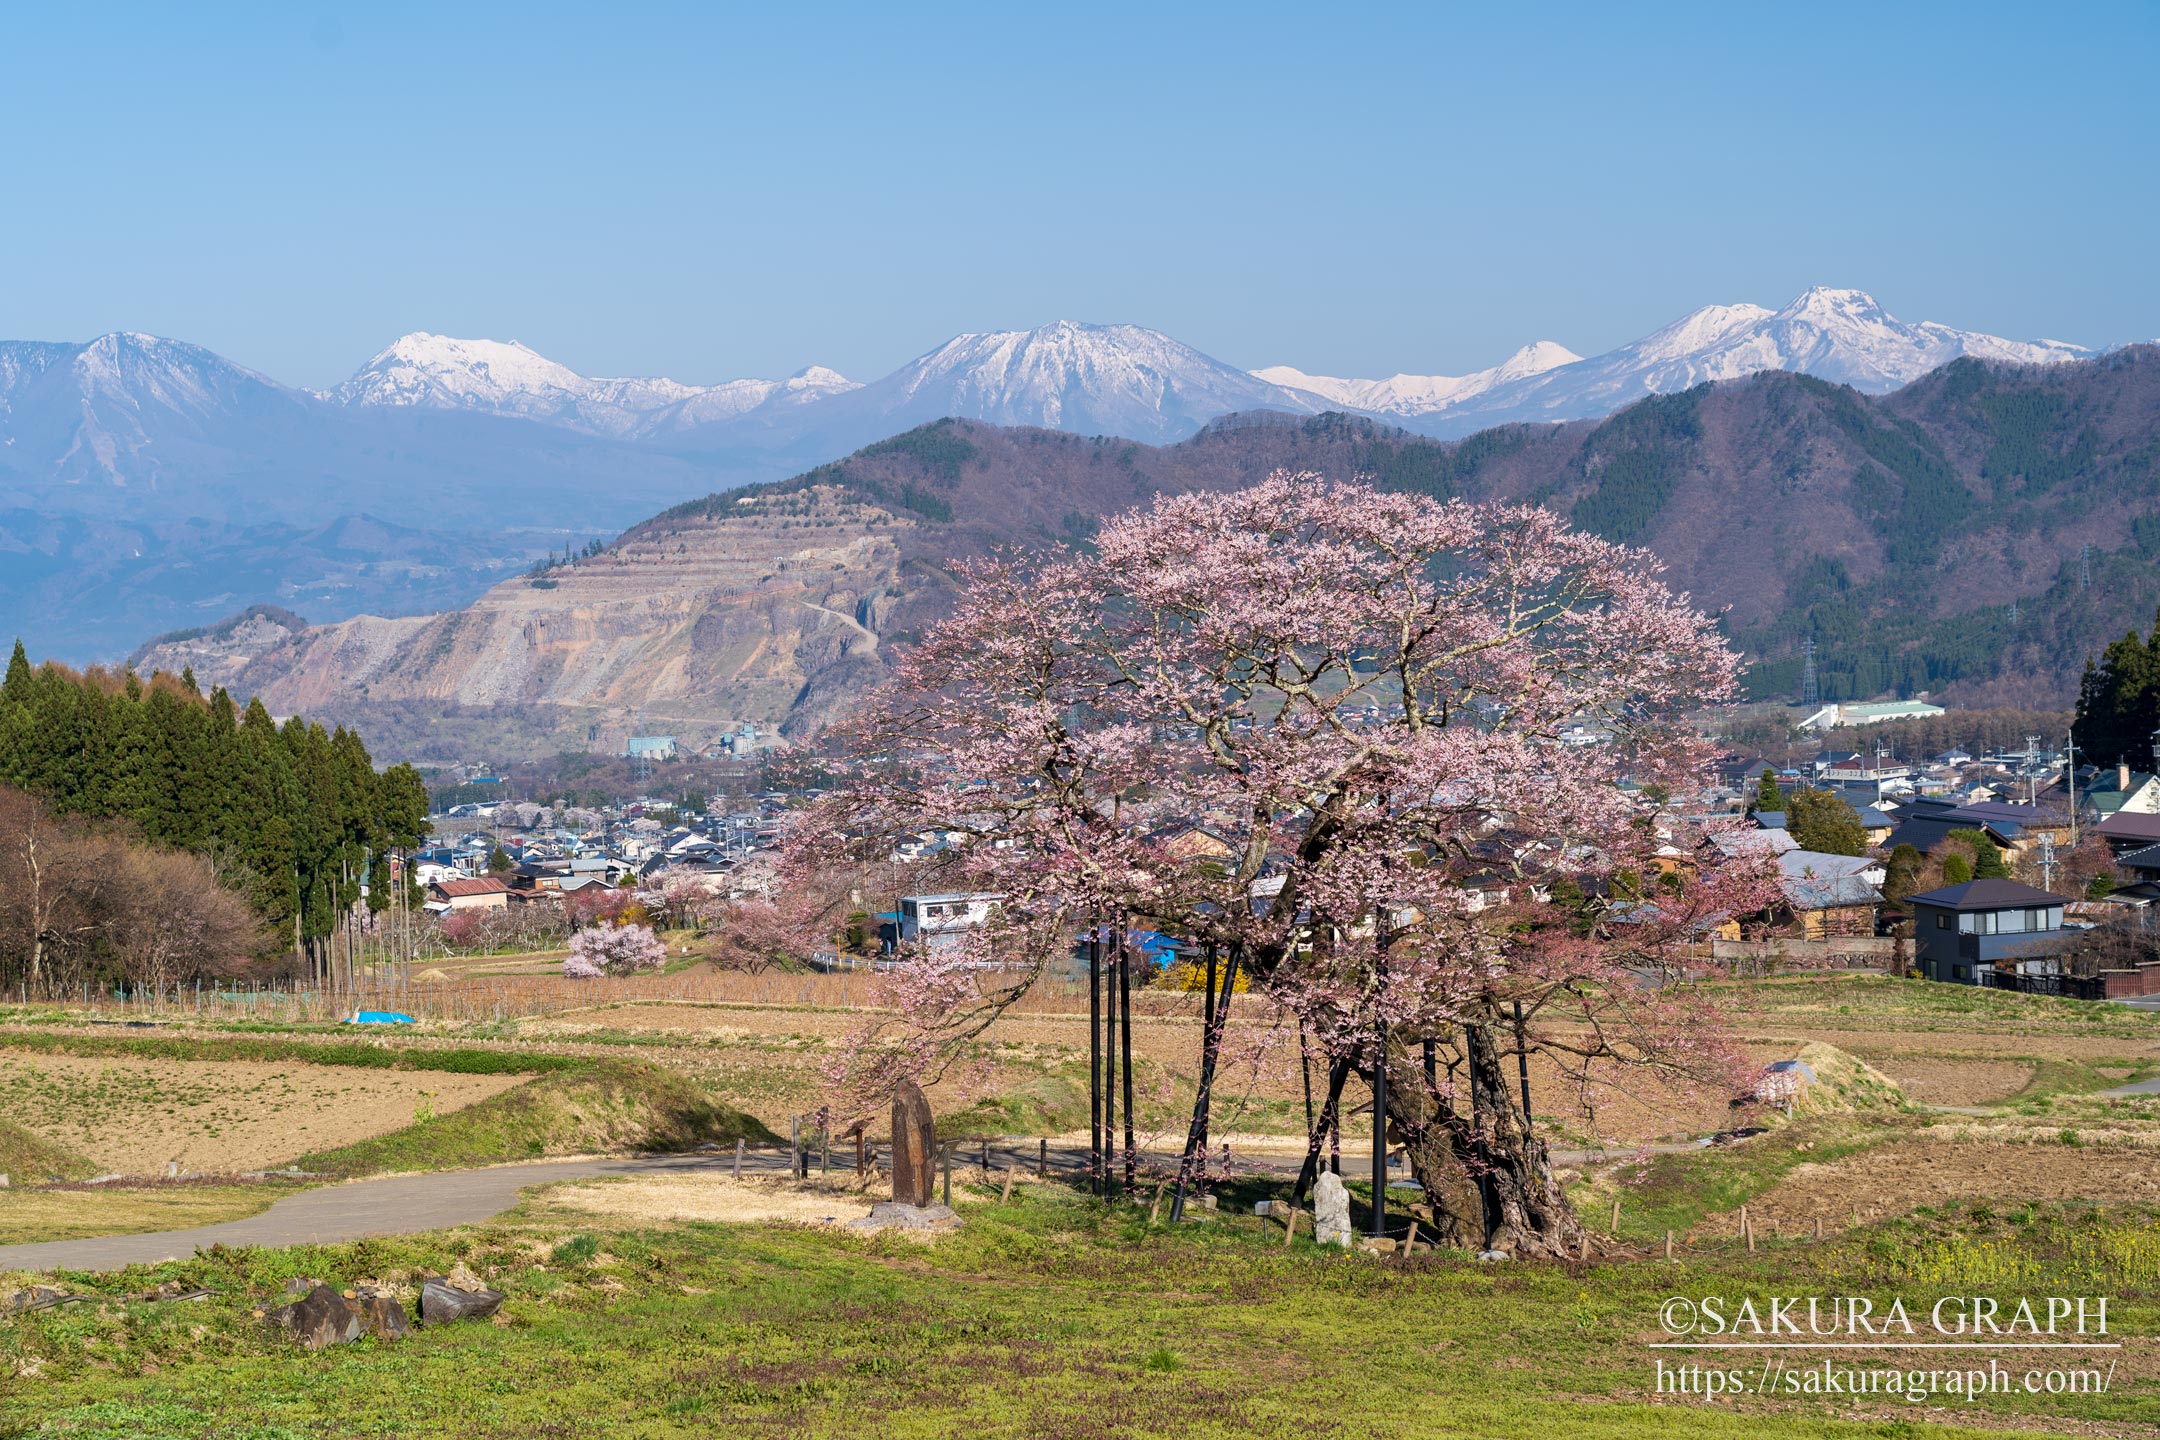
[{"xmin": 0, "ymin": 642, "xmax": 430, "ymax": 982}]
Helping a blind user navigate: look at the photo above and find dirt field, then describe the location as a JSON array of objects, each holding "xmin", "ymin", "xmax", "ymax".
[
  {"xmin": 0, "ymin": 1054, "xmax": 525, "ymax": 1175},
  {"xmin": 535, "ymin": 1173, "xmax": 888, "ymax": 1228},
  {"xmin": 1735, "ymin": 1139, "xmax": 2160, "ymax": 1228}
]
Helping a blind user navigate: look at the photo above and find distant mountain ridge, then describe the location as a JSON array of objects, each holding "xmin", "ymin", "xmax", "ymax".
[
  {"xmin": 135, "ymin": 346, "xmax": 2160, "ymax": 761},
  {"xmin": 1257, "ymin": 288, "xmax": 2092, "ymax": 436},
  {"xmin": 0, "ymin": 288, "xmax": 2107, "ymax": 658}
]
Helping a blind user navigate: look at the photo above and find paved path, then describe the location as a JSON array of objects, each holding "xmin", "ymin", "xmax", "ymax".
[
  {"xmin": 0, "ymin": 1152, "xmax": 790, "ymax": 1275},
  {"xmin": 2103, "ymin": 1075, "xmax": 2160, "ymax": 1096},
  {"xmin": 0, "ymin": 1136, "xmax": 1708, "ymax": 1276}
]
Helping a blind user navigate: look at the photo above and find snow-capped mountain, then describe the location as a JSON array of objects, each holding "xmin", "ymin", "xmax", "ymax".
[
  {"xmin": 1384, "ymin": 287, "xmax": 2091, "ymax": 437},
  {"xmin": 727, "ymin": 320, "xmax": 1331, "ymax": 452},
  {"xmin": 0, "ymin": 332, "xmax": 316, "ymax": 489},
  {"xmin": 326, "ymin": 333, "xmax": 859, "ymax": 440},
  {"xmin": 1253, "ymin": 341, "xmax": 1582, "ymax": 421}
]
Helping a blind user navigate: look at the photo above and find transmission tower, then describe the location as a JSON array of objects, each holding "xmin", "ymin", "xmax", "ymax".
[
  {"xmin": 629, "ymin": 707, "xmax": 651, "ymax": 788},
  {"xmin": 2081, "ymin": 543, "xmax": 2092, "ymax": 590},
  {"xmin": 2008, "ymin": 598, "xmax": 2019, "ymax": 628},
  {"xmin": 1800, "ymin": 637, "xmax": 1819, "ymax": 707}
]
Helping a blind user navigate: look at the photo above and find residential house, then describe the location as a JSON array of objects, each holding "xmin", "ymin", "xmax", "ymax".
[
  {"xmin": 1909, "ymin": 879, "xmax": 2065, "ymax": 985},
  {"xmin": 2081, "ymin": 766, "xmax": 2160, "ymax": 822},
  {"xmin": 897, "ymin": 893, "xmax": 1004, "ymax": 953},
  {"xmin": 1774, "ymin": 850, "xmax": 1886, "ymax": 939},
  {"xmin": 1883, "ymin": 798, "xmax": 2069, "ymax": 861},
  {"xmin": 427, "ymin": 876, "xmax": 512, "ymax": 913},
  {"xmin": 2097, "ymin": 809, "xmax": 2160, "ymax": 857}
]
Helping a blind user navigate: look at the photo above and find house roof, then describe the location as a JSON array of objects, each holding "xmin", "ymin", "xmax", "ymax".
[
  {"xmin": 1907, "ymin": 878, "xmax": 2064, "ymax": 912},
  {"xmin": 2098, "ymin": 811, "xmax": 2160, "ymax": 844},
  {"xmin": 432, "ymin": 876, "xmax": 510, "ymax": 898},
  {"xmin": 2115, "ymin": 843, "xmax": 2160, "ymax": 873}
]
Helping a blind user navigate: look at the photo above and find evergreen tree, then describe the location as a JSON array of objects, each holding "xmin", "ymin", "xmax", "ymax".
[
  {"xmin": 1752, "ymin": 770, "xmax": 1786, "ymax": 814},
  {"xmin": 1882, "ymin": 843, "xmax": 1923, "ymax": 905},
  {"xmin": 1943, "ymin": 852, "xmax": 1974, "ymax": 884},
  {"xmin": 1785, "ymin": 786, "xmax": 1866, "ymax": 856}
]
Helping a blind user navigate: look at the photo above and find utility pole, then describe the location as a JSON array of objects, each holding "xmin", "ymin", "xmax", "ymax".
[
  {"xmin": 2065, "ymin": 732, "xmax": 2080, "ymax": 846},
  {"xmin": 2039, "ymin": 833, "xmax": 2056, "ymax": 893}
]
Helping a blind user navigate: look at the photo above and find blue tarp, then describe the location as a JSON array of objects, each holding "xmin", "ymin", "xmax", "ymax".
[{"xmin": 347, "ymin": 1011, "xmax": 417, "ymax": 1025}]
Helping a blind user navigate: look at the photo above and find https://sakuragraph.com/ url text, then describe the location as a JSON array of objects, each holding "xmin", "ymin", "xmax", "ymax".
[{"xmin": 1650, "ymin": 1293, "xmax": 2118, "ymax": 1404}]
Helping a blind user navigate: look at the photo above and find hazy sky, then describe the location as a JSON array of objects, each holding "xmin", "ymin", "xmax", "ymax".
[{"xmin": 3, "ymin": 3, "xmax": 2153, "ymax": 389}]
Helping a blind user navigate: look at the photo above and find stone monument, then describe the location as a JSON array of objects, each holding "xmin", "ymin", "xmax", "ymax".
[
  {"xmin": 891, "ymin": 1078, "xmax": 936, "ymax": 1208},
  {"xmin": 1313, "ymin": 1171, "xmax": 1353, "ymax": 1248}
]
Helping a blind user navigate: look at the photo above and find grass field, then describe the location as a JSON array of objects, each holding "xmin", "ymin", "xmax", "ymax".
[
  {"xmin": 1, "ymin": 968, "xmax": 2158, "ymax": 1435},
  {"xmin": 2, "ymin": 1178, "xmax": 2154, "ymax": 1438}
]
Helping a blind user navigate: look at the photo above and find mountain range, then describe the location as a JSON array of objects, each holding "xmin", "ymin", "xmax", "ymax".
[
  {"xmin": 135, "ymin": 345, "xmax": 2160, "ymax": 762},
  {"xmin": 0, "ymin": 288, "xmax": 2104, "ymax": 656}
]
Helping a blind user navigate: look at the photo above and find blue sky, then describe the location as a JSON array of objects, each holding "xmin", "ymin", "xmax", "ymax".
[{"xmin": 2, "ymin": 2, "xmax": 2153, "ymax": 388}]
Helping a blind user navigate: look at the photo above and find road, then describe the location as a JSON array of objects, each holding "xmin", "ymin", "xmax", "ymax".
[{"xmin": 0, "ymin": 1137, "xmax": 1700, "ymax": 1275}]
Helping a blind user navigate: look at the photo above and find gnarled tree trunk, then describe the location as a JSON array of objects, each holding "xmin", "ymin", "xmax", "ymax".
[{"xmin": 1385, "ymin": 1017, "xmax": 1582, "ymax": 1258}]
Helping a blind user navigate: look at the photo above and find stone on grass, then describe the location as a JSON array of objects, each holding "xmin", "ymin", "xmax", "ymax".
[
  {"xmin": 890, "ymin": 1079, "xmax": 936, "ymax": 1208},
  {"xmin": 419, "ymin": 1277, "xmax": 505, "ymax": 1326},
  {"xmin": 1313, "ymin": 1173, "xmax": 1353, "ymax": 1249},
  {"xmin": 266, "ymin": 1284, "xmax": 361, "ymax": 1350},
  {"xmin": 354, "ymin": 1290, "xmax": 412, "ymax": 1340},
  {"xmin": 846, "ymin": 1202, "xmax": 961, "ymax": 1236}
]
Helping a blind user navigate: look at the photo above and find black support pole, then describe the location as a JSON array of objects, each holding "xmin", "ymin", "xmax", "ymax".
[
  {"xmin": 1291, "ymin": 1055, "xmax": 1353, "ymax": 1205},
  {"xmin": 1119, "ymin": 930, "xmax": 1136, "ymax": 1197},
  {"xmin": 1513, "ymin": 999, "xmax": 1533, "ymax": 1123},
  {"xmin": 1088, "ymin": 920, "xmax": 1102, "ymax": 1199}
]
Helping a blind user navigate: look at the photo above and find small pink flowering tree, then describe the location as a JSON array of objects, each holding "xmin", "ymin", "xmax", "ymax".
[
  {"xmin": 803, "ymin": 472, "xmax": 1775, "ymax": 1256},
  {"xmin": 562, "ymin": 919, "xmax": 667, "ymax": 978}
]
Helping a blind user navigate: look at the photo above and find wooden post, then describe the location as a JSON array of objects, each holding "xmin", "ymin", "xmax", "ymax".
[
  {"xmin": 1743, "ymin": 1206, "xmax": 1755, "ymax": 1253},
  {"xmin": 1401, "ymin": 1220, "xmax": 1420, "ymax": 1257},
  {"xmin": 981, "ymin": 1137, "xmax": 991, "ymax": 1178},
  {"xmin": 1283, "ymin": 1208, "xmax": 1300, "ymax": 1248},
  {"xmin": 1814, "ymin": 1215, "xmax": 1823, "ymax": 1241},
  {"xmin": 1580, "ymin": 1233, "xmax": 1593, "ymax": 1261},
  {"xmin": 941, "ymin": 1145, "xmax": 952, "ymax": 1207},
  {"xmin": 1000, "ymin": 1165, "xmax": 1016, "ymax": 1203},
  {"xmin": 1664, "ymin": 1229, "xmax": 1673, "ymax": 1261},
  {"xmin": 1609, "ymin": 1196, "xmax": 1620, "ymax": 1233},
  {"xmin": 1038, "ymin": 1137, "xmax": 1048, "ymax": 1177}
]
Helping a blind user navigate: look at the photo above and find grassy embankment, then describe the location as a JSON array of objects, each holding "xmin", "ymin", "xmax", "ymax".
[
  {"xmin": 3, "ymin": 1175, "xmax": 2155, "ymax": 1439},
  {"xmin": 0, "ymin": 1033, "xmax": 774, "ymax": 1183}
]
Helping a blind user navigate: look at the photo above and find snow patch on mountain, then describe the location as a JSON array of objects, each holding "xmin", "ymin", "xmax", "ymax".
[
  {"xmin": 1387, "ymin": 288, "xmax": 2094, "ymax": 437},
  {"xmin": 1254, "ymin": 340, "xmax": 1582, "ymax": 419},
  {"xmin": 328, "ymin": 333, "xmax": 855, "ymax": 439}
]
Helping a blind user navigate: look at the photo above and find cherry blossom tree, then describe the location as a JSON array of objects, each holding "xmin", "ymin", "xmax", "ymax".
[
  {"xmin": 562, "ymin": 919, "xmax": 667, "ymax": 978},
  {"xmin": 802, "ymin": 473, "xmax": 1775, "ymax": 1257}
]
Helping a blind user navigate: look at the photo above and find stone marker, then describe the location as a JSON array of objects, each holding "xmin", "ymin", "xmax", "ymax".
[
  {"xmin": 891, "ymin": 1079, "xmax": 936, "ymax": 1208},
  {"xmin": 1313, "ymin": 1172, "xmax": 1353, "ymax": 1248},
  {"xmin": 354, "ymin": 1290, "xmax": 412, "ymax": 1341},
  {"xmin": 845, "ymin": 1202, "xmax": 960, "ymax": 1236},
  {"xmin": 418, "ymin": 1277, "xmax": 505, "ymax": 1326},
  {"xmin": 266, "ymin": 1284, "xmax": 361, "ymax": 1350}
]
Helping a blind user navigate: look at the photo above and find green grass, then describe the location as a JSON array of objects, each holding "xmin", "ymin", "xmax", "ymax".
[
  {"xmin": 0, "ymin": 1118, "xmax": 95, "ymax": 1185},
  {"xmin": 1731, "ymin": 973, "xmax": 2160, "ymax": 1038},
  {"xmin": 1, "ymin": 1184, "xmax": 2148, "ymax": 1438},
  {"xmin": 0, "ymin": 1031, "xmax": 585, "ymax": 1076},
  {"xmin": 291, "ymin": 1060, "xmax": 776, "ymax": 1177},
  {"xmin": 1586, "ymin": 1120, "xmax": 1895, "ymax": 1240},
  {"xmin": 0, "ymin": 1182, "xmax": 293, "ymax": 1245}
]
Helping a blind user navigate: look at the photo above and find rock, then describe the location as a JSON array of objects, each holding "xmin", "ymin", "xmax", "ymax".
[
  {"xmin": 846, "ymin": 1202, "xmax": 961, "ymax": 1236},
  {"xmin": 266, "ymin": 1284, "xmax": 361, "ymax": 1350},
  {"xmin": 282, "ymin": 1276, "xmax": 324, "ymax": 1297},
  {"xmin": 1476, "ymin": 1249, "xmax": 1511, "ymax": 1263},
  {"xmin": 5, "ymin": 1285, "xmax": 68, "ymax": 1313},
  {"xmin": 1313, "ymin": 1173, "xmax": 1353, "ymax": 1249},
  {"xmin": 890, "ymin": 1080, "xmax": 936, "ymax": 1208},
  {"xmin": 443, "ymin": 1262, "xmax": 487, "ymax": 1293},
  {"xmin": 354, "ymin": 1290, "xmax": 412, "ymax": 1340},
  {"xmin": 419, "ymin": 1278, "xmax": 505, "ymax": 1326}
]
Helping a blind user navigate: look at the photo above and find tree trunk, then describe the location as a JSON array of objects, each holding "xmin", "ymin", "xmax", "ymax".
[{"xmin": 1386, "ymin": 1017, "xmax": 1582, "ymax": 1257}]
